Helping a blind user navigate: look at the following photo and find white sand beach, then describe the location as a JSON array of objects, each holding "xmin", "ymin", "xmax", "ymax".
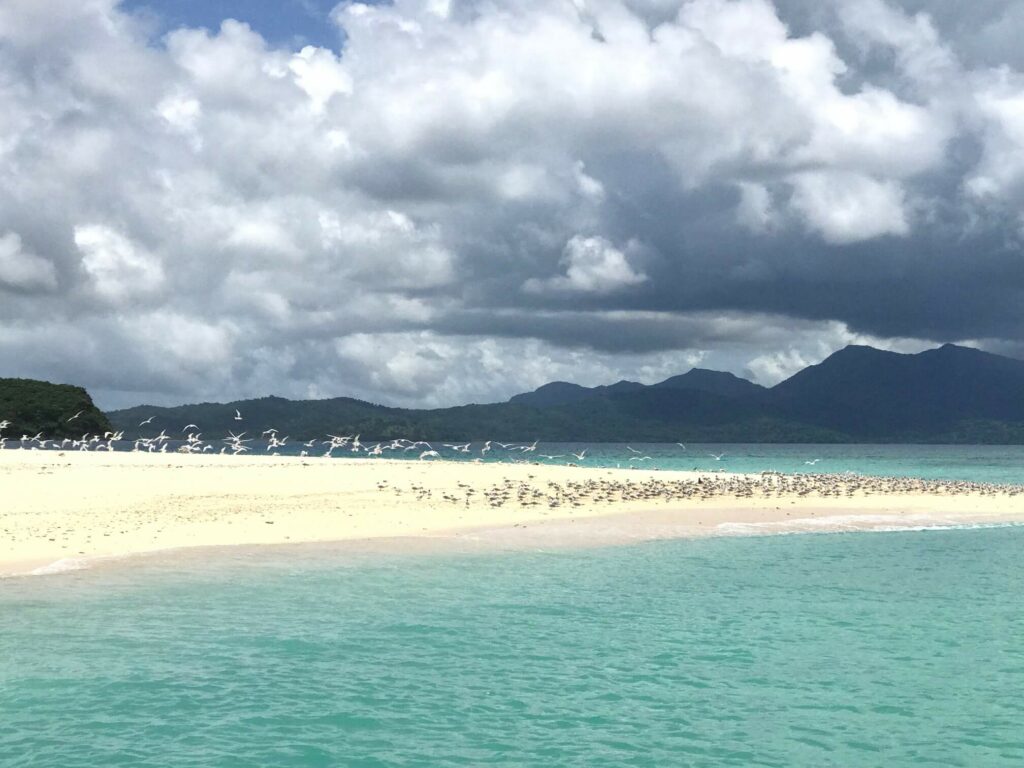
[{"xmin": 2, "ymin": 450, "xmax": 1023, "ymax": 576}]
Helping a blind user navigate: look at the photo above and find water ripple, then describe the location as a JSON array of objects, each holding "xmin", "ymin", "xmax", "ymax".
[{"xmin": 2, "ymin": 528, "xmax": 1024, "ymax": 766}]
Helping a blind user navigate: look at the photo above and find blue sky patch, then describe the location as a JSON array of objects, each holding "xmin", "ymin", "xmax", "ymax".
[{"xmin": 122, "ymin": 0, "xmax": 347, "ymax": 49}]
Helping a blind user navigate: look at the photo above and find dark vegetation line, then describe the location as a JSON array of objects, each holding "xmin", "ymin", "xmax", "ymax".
[
  {"xmin": 5, "ymin": 343, "xmax": 1024, "ymax": 444},
  {"xmin": 104, "ymin": 344, "xmax": 1024, "ymax": 444}
]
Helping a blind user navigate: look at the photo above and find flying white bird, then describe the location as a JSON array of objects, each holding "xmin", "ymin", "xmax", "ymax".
[
  {"xmin": 234, "ymin": 409, "xmax": 243, "ymax": 421},
  {"xmin": 626, "ymin": 445, "xmax": 642, "ymax": 454},
  {"xmin": 139, "ymin": 416, "xmax": 155, "ymax": 426},
  {"xmin": 710, "ymin": 453, "xmax": 725, "ymax": 461},
  {"xmin": 67, "ymin": 411, "xmax": 83, "ymax": 422}
]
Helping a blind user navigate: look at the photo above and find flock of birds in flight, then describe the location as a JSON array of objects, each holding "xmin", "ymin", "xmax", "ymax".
[{"xmin": 0, "ymin": 410, "xmax": 826, "ymax": 466}]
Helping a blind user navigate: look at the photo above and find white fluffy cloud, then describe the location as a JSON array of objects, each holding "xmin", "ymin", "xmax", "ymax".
[
  {"xmin": 789, "ymin": 171, "xmax": 909, "ymax": 244},
  {"xmin": 0, "ymin": 0, "xmax": 1022, "ymax": 407},
  {"xmin": 524, "ymin": 235, "xmax": 647, "ymax": 294},
  {"xmin": 0, "ymin": 231, "xmax": 57, "ymax": 292},
  {"xmin": 288, "ymin": 45, "xmax": 352, "ymax": 114},
  {"xmin": 75, "ymin": 225, "xmax": 165, "ymax": 302}
]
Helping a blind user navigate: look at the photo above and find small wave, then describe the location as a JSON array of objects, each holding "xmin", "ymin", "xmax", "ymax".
[
  {"xmin": 715, "ymin": 516, "xmax": 1024, "ymax": 538},
  {"xmin": 27, "ymin": 558, "xmax": 91, "ymax": 576}
]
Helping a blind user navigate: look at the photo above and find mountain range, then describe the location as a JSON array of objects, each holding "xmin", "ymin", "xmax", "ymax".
[
  {"xmin": 508, "ymin": 368, "xmax": 765, "ymax": 407},
  {"xmin": 104, "ymin": 344, "xmax": 1024, "ymax": 444}
]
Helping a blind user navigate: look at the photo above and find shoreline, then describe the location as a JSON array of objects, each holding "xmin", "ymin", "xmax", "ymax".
[
  {"xmin": 2, "ymin": 451, "xmax": 1023, "ymax": 578},
  {"xmin": 15, "ymin": 516, "xmax": 1024, "ymax": 582}
]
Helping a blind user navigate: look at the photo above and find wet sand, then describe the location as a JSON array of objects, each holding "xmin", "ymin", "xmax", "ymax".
[{"xmin": 2, "ymin": 450, "xmax": 1023, "ymax": 576}]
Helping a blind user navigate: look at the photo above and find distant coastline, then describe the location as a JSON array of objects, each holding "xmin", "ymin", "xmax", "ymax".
[
  {"xmin": 6, "ymin": 342, "xmax": 1024, "ymax": 446},
  {"xmin": 105, "ymin": 344, "xmax": 1024, "ymax": 444}
]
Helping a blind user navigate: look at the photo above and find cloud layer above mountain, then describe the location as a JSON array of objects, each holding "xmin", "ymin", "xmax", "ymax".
[{"xmin": 2, "ymin": 0, "xmax": 1024, "ymax": 407}]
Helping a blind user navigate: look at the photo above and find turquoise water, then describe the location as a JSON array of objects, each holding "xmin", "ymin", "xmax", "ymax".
[
  {"xmin": 3, "ymin": 527, "xmax": 1024, "ymax": 766},
  {"xmin": 463, "ymin": 443, "xmax": 1024, "ymax": 484},
  {"xmin": 119, "ymin": 441, "xmax": 1024, "ymax": 485}
]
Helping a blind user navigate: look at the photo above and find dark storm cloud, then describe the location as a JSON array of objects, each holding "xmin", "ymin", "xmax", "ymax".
[
  {"xmin": 774, "ymin": 0, "xmax": 1024, "ymax": 70},
  {"xmin": 2, "ymin": 0, "xmax": 1024, "ymax": 408}
]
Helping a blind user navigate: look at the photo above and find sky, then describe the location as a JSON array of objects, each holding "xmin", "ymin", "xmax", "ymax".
[
  {"xmin": 2, "ymin": 0, "xmax": 1024, "ymax": 409},
  {"xmin": 121, "ymin": 0, "xmax": 346, "ymax": 48}
]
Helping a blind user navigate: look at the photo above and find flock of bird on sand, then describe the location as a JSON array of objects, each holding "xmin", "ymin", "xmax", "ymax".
[
  {"xmin": 404, "ymin": 472, "xmax": 1024, "ymax": 512},
  {"xmin": 3, "ymin": 412, "xmax": 1023, "ymax": 503},
  {"xmin": 0, "ymin": 414, "xmax": 758, "ymax": 469},
  {"xmin": 1, "ymin": 409, "xmax": 684, "ymax": 465}
]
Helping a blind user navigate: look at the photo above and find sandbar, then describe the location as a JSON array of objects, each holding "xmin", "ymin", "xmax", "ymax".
[{"xmin": 2, "ymin": 450, "xmax": 1023, "ymax": 576}]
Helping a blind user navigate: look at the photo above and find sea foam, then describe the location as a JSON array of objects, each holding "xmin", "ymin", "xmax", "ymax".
[
  {"xmin": 27, "ymin": 558, "xmax": 91, "ymax": 576},
  {"xmin": 715, "ymin": 515, "xmax": 1023, "ymax": 538}
]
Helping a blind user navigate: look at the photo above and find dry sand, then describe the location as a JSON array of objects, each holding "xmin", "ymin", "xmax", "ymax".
[{"xmin": 2, "ymin": 450, "xmax": 1023, "ymax": 576}]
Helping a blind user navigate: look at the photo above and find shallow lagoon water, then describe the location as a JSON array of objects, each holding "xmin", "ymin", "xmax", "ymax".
[
  {"xmin": 67, "ymin": 441, "xmax": 1024, "ymax": 485},
  {"xmin": 3, "ymin": 526, "xmax": 1023, "ymax": 766},
  {"xmin": 473, "ymin": 442, "xmax": 1024, "ymax": 484}
]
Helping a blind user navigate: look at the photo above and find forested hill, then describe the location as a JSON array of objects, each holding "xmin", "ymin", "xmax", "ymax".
[
  {"xmin": 105, "ymin": 344, "xmax": 1024, "ymax": 444},
  {"xmin": 108, "ymin": 391, "xmax": 839, "ymax": 444},
  {"xmin": 0, "ymin": 378, "xmax": 111, "ymax": 439}
]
